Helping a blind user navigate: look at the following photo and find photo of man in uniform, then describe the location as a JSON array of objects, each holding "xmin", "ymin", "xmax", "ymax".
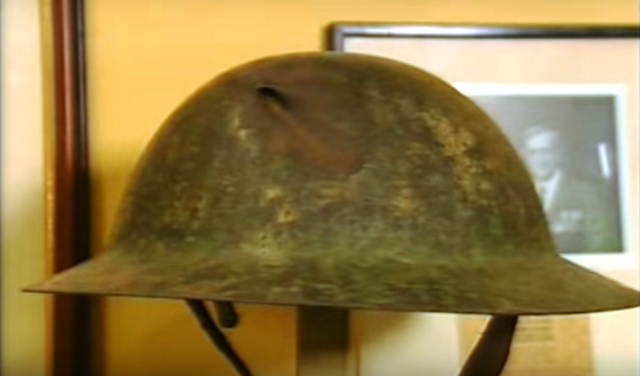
[
  {"xmin": 468, "ymin": 92, "xmax": 623, "ymax": 254},
  {"xmin": 521, "ymin": 125, "xmax": 618, "ymax": 254}
]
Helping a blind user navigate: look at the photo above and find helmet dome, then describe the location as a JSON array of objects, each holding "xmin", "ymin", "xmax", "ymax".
[{"xmin": 29, "ymin": 52, "xmax": 639, "ymax": 315}]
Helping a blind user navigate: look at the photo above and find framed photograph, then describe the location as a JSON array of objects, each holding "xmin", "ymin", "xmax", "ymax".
[
  {"xmin": 326, "ymin": 23, "xmax": 640, "ymax": 270},
  {"xmin": 327, "ymin": 23, "xmax": 640, "ymax": 376},
  {"xmin": 459, "ymin": 84, "xmax": 625, "ymax": 257}
]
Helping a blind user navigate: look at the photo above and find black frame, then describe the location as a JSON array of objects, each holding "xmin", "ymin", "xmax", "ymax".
[
  {"xmin": 324, "ymin": 21, "xmax": 640, "ymax": 375},
  {"xmin": 325, "ymin": 23, "xmax": 640, "ymax": 51}
]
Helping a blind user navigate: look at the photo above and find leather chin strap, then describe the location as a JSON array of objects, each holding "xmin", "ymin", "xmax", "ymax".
[
  {"xmin": 186, "ymin": 300, "xmax": 251, "ymax": 376},
  {"xmin": 459, "ymin": 315, "xmax": 519, "ymax": 376},
  {"xmin": 186, "ymin": 300, "xmax": 519, "ymax": 376}
]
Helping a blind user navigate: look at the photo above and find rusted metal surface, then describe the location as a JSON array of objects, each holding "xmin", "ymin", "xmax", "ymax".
[{"xmin": 27, "ymin": 52, "xmax": 639, "ymax": 315}]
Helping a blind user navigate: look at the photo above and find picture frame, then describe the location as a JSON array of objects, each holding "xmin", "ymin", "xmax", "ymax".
[
  {"xmin": 326, "ymin": 23, "xmax": 640, "ymax": 270},
  {"xmin": 326, "ymin": 23, "xmax": 640, "ymax": 376}
]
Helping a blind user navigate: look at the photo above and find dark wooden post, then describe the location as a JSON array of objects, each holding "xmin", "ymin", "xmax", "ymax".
[{"xmin": 51, "ymin": 0, "xmax": 92, "ymax": 375}]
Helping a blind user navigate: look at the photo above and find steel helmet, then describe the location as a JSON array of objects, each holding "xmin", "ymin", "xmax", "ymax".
[{"xmin": 28, "ymin": 52, "xmax": 638, "ymax": 315}]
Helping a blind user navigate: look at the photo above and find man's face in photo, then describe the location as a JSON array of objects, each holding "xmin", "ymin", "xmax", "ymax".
[{"xmin": 523, "ymin": 129, "xmax": 561, "ymax": 181}]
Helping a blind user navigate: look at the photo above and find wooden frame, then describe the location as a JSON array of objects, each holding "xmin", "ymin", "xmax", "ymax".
[{"xmin": 49, "ymin": 0, "xmax": 92, "ymax": 375}]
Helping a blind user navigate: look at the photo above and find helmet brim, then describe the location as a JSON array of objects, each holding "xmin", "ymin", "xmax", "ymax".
[{"xmin": 25, "ymin": 249, "xmax": 639, "ymax": 315}]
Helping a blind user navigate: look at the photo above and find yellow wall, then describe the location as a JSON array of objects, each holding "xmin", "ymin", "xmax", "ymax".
[{"xmin": 82, "ymin": 1, "xmax": 639, "ymax": 376}]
